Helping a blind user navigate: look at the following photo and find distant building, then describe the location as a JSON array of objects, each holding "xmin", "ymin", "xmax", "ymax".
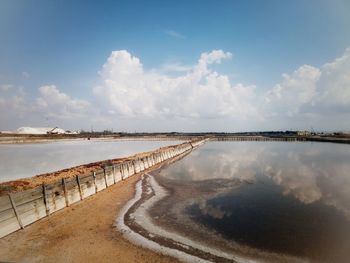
[
  {"xmin": 0, "ymin": 127, "xmax": 80, "ymax": 135},
  {"xmin": 297, "ymin": 130, "xmax": 311, "ymax": 136},
  {"xmin": 65, "ymin": 130, "xmax": 79, "ymax": 135},
  {"xmin": 47, "ymin": 127, "xmax": 66, "ymax": 134},
  {"xmin": 16, "ymin": 127, "xmax": 66, "ymax": 134}
]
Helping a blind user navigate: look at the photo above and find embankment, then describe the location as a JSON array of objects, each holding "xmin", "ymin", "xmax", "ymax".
[{"xmin": 0, "ymin": 139, "xmax": 207, "ymax": 239}]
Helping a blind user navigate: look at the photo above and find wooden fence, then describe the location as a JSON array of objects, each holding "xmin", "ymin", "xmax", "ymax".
[{"xmin": 0, "ymin": 140, "xmax": 205, "ymax": 238}]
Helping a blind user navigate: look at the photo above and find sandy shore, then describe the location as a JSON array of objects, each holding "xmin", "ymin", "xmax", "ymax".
[{"xmin": 0, "ymin": 174, "xmax": 180, "ymax": 263}]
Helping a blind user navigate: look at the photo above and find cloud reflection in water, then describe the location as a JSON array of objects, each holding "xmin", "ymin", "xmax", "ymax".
[{"xmin": 161, "ymin": 141, "xmax": 350, "ymax": 219}]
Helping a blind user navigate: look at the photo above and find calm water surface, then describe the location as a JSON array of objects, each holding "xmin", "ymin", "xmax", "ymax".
[
  {"xmin": 159, "ymin": 141, "xmax": 350, "ymax": 262},
  {"xmin": 0, "ymin": 139, "xmax": 179, "ymax": 182}
]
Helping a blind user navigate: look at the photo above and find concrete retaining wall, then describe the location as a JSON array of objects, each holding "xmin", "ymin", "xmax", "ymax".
[
  {"xmin": 213, "ymin": 136, "xmax": 306, "ymax": 142},
  {"xmin": 0, "ymin": 140, "xmax": 204, "ymax": 239}
]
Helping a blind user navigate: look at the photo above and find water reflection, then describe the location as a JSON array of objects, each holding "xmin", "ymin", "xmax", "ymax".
[
  {"xmin": 0, "ymin": 140, "xmax": 179, "ymax": 182},
  {"xmin": 197, "ymin": 199, "xmax": 231, "ymax": 219},
  {"xmin": 161, "ymin": 141, "xmax": 350, "ymax": 219},
  {"xmin": 158, "ymin": 141, "xmax": 350, "ymax": 261}
]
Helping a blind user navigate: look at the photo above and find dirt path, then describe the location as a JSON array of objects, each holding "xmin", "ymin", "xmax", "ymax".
[{"xmin": 0, "ymin": 174, "xmax": 180, "ymax": 263}]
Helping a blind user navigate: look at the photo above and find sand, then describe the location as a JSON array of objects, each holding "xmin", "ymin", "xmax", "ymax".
[{"xmin": 0, "ymin": 174, "xmax": 180, "ymax": 263}]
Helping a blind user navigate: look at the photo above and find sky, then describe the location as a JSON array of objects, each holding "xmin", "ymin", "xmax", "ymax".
[{"xmin": 0, "ymin": 0, "xmax": 350, "ymax": 132}]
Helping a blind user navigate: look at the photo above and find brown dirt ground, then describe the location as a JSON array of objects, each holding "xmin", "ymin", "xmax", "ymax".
[{"xmin": 0, "ymin": 174, "xmax": 180, "ymax": 263}]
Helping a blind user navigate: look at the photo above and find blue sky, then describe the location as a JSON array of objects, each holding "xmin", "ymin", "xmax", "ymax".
[{"xmin": 1, "ymin": 0, "xmax": 350, "ymax": 132}]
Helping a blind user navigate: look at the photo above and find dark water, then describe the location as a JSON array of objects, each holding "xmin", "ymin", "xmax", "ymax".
[{"xmin": 159, "ymin": 142, "xmax": 350, "ymax": 262}]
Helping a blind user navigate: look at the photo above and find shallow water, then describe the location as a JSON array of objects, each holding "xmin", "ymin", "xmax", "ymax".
[
  {"xmin": 157, "ymin": 141, "xmax": 350, "ymax": 262},
  {"xmin": 0, "ymin": 139, "xmax": 180, "ymax": 182}
]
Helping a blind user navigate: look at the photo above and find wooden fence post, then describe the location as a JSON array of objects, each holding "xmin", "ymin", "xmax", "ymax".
[
  {"xmin": 138, "ymin": 159, "xmax": 142, "ymax": 171},
  {"xmin": 93, "ymin": 172, "xmax": 98, "ymax": 192},
  {"xmin": 8, "ymin": 193, "xmax": 24, "ymax": 229},
  {"xmin": 62, "ymin": 178, "xmax": 69, "ymax": 207},
  {"xmin": 124, "ymin": 163, "xmax": 128, "ymax": 178},
  {"xmin": 112, "ymin": 165, "xmax": 116, "ymax": 184},
  {"xmin": 42, "ymin": 183, "xmax": 50, "ymax": 216},
  {"xmin": 120, "ymin": 164, "xmax": 124, "ymax": 180},
  {"xmin": 103, "ymin": 167, "xmax": 108, "ymax": 187},
  {"xmin": 132, "ymin": 161, "xmax": 136, "ymax": 174},
  {"xmin": 76, "ymin": 175, "xmax": 83, "ymax": 200}
]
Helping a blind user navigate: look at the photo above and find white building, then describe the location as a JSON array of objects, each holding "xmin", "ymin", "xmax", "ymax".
[{"xmin": 16, "ymin": 127, "xmax": 67, "ymax": 134}]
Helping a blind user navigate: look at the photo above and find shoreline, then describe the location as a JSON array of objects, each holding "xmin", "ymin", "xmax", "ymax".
[
  {"xmin": 1, "ymin": 138, "xmax": 348, "ymax": 262},
  {"xmin": 1, "ymin": 133, "xmax": 349, "ymax": 146},
  {"xmin": 121, "ymin": 171, "xmax": 307, "ymax": 263},
  {"xmin": 116, "ymin": 175, "xmax": 208, "ymax": 263},
  {"xmin": 0, "ymin": 141, "xmax": 201, "ymax": 262},
  {"xmin": 0, "ymin": 134, "xmax": 194, "ymax": 145},
  {"xmin": 0, "ymin": 141, "xmax": 186, "ymax": 194},
  {"xmin": 122, "ymin": 173, "xmax": 240, "ymax": 263},
  {"xmin": 0, "ymin": 173, "xmax": 181, "ymax": 263}
]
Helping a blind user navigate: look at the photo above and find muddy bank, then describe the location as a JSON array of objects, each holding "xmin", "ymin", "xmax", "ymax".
[
  {"xmin": 123, "ymin": 174, "xmax": 235, "ymax": 262},
  {"xmin": 0, "ymin": 173, "xmax": 181, "ymax": 263},
  {"xmin": 153, "ymin": 175, "xmax": 305, "ymax": 262},
  {"xmin": 122, "ymin": 169, "xmax": 306, "ymax": 263}
]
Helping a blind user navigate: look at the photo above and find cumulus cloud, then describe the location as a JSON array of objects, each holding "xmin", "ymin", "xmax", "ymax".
[
  {"xmin": 35, "ymin": 85, "xmax": 90, "ymax": 119},
  {"xmin": 317, "ymin": 47, "xmax": 350, "ymax": 111},
  {"xmin": 0, "ymin": 85, "xmax": 32, "ymax": 129},
  {"xmin": 264, "ymin": 47, "xmax": 350, "ymax": 122},
  {"xmin": 93, "ymin": 47, "xmax": 350, "ymax": 129},
  {"xmin": 0, "ymin": 95, "xmax": 27, "ymax": 117},
  {"xmin": 265, "ymin": 65, "xmax": 321, "ymax": 117},
  {"xmin": 1, "ymin": 47, "xmax": 350, "ymax": 131},
  {"xmin": 199, "ymin": 49, "xmax": 232, "ymax": 65},
  {"xmin": 93, "ymin": 49, "xmax": 258, "ymax": 121},
  {"xmin": 0, "ymin": 84, "xmax": 92, "ymax": 130}
]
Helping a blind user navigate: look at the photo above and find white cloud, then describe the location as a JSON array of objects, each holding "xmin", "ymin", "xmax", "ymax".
[
  {"xmin": 1, "ymin": 47, "xmax": 350, "ymax": 131},
  {"xmin": 22, "ymin": 71, "xmax": 30, "ymax": 78},
  {"xmin": 0, "ymin": 87, "xmax": 31, "ymax": 130},
  {"xmin": 317, "ymin": 47, "xmax": 350, "ymax": 110},
  {"xmin": 0, "ymin": 84, "xmax": 93, "ymax": 130},
  {"xmin": 164, "ymin": 30, "xmax": 185, "ymax": 39},
  {"xmin": 1, "ymin": 84, "xmax": 14, "ymax": 91},
  {"xmin": 93, "ymin": 49, "xmax": 257, "ymax": 121},
  {"xmin": 35, "ymin": 85, "xmax": 90, "ymax": 119},
  {"xmin": 199, "ymin": 49, "xmax": 232, "ymax": 65},
  {"xmin": 262, "ymin": 47, "xmax": 350, "ymax": 129},
  {"xmin": 0, "ymin": 85, "xmax": 28, "ymax": 117},
  {"xmin": 265, "ymin": 65, "xmax": 321, "ymax": 116},
  {"xmin": 92, "ymin": 47, "xmax": 350, "ymax": 130},
  {"xmin": 0, "ymin": 95, "xmax": 27, "ymax": 116}
]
